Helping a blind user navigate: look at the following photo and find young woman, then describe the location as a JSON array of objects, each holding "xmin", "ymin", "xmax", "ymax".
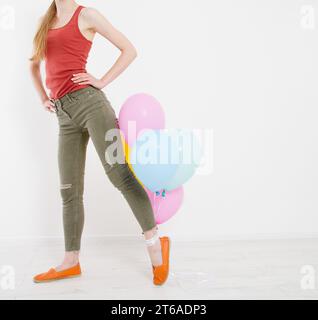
[{"xmin": 30, "ymin": 0, "xmax": 170, "ymax": 285}]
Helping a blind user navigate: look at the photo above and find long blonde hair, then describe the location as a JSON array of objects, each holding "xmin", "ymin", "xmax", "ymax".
[{"xmin": 30, "ymin": 1, "xmax": 57, "ymax": 62}]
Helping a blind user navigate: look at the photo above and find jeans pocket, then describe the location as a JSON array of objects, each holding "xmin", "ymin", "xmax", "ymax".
[{"xmin": 56, "ymin": 107, "xmax": 72, "ymax": 121}]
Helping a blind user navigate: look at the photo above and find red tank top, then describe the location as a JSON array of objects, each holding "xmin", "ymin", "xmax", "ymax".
[{"xmin": 45, "ymin": 5, "xmax": 92, "ymax": 99}]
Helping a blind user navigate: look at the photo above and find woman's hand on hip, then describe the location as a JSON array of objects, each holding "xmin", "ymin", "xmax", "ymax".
[
  {"xmin": 71, "ymin": 73, "xmax": 105, "ymax": 89},
  {"xmin": 43, "ymin": 99, "xmax": 56, "ymax": 113}
]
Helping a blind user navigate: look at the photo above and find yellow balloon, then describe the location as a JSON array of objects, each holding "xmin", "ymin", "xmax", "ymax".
[{"xmin": 121, "ymin": 134, "xmax": 143, "ymax": 186}]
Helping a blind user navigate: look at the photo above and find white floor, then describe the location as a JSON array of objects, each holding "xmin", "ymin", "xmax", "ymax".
[{"xmin": 0, "ymin": 237, "xmax": 318, "ymax": 300}]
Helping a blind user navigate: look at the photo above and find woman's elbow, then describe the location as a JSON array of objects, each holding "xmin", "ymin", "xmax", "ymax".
[
  {"xmin": 123, "ymin": 45, "xmax": 137, "ymax": 61},
  {"xmin": 30, "ymin": 60, "xmax": 40, "ymax": 73},
  {"xmin": 130, "ymin": 46, "xmax": 138, "ymax": 61}
]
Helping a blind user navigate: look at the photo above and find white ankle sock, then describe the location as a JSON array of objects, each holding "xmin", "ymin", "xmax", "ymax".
[
  {"xmin": 145, "ymin": 232, "xmax": 162, "ymax": 266},
  {"xmin": 145, "ymin": 232, "xmax": 160, "ymax": 247}
]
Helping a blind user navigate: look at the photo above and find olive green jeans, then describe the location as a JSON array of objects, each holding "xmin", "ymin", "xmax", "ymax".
[{"xmin": 52, "ymin": 86, "xmax": 156, "ymax": 251}]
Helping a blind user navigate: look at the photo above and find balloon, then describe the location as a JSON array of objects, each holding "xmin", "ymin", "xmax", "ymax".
[
  {"xmin": 122, "ymin": 131, "xmax": 183, "ymax": 224},
  {"xmin": 120, "ymin": 135, "xmax": 144, "ymax": 186},
  {"xmin": 118, "ymin": 93, "xmax": 165, "ymax": 146},
  {"xmin": 131, "ymin": 130, "xmax": 178, "ymax": 192},
  {"xmin": 165, "ymin": 129, "xmax": 202, "ymax": 191},
  {"xmin": 145, "ymin": 187, "xmax": 184, "ymax": 224}
]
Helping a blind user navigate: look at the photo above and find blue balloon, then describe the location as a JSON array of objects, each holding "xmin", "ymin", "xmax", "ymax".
[
  {"xmin": 131, "ymin": 130, "xmax": 178, "ymax": 192},
  {"xmin": 165, "ymin": 129, "xmax": 202, "ymax": 191}
]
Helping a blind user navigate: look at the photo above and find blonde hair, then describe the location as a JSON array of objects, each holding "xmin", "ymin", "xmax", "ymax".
[{"xmin": 30, "ymin": 1, "xmax": 57, "ymax": 62}]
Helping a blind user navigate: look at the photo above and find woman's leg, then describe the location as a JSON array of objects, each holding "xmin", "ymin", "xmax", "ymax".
[
  {"xmin": 56, "ymin": 126, "xmax": 89, "ymax": 271},
  {"xmin": 85, "ymin": 93, "xmax": 163, "ymax": 266}
]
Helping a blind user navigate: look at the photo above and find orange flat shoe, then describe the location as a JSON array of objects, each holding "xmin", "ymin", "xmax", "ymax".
[
  {"xmin": 152, "ymin": 236, "xmax": 170, "ymax": 286},
  {"xmin": 33, "ymin": 263, "xmax": 81, "ymax": 283}
]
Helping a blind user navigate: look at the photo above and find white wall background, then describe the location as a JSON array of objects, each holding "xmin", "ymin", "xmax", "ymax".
[{"xmin": 0, "ymin": 0, "xmax": 317, "ymax": 241}]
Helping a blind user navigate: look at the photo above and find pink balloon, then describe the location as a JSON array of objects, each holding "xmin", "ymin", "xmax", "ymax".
[
  {"xmin": 118, "ymin": 93, "xmax": 165, "ymax": 146},
  {"xmin": 145, "ymin": 187, "xmax": 184, "ymax": 224}
]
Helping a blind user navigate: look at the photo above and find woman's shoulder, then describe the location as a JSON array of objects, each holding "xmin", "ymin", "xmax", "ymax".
[
  {"xmin": 80, "ymin": 7, "xmax": 103, "ymax": 20},
  {"xmin": 79, "ymin": 6, "xmax": 108, "ymax": 29}
]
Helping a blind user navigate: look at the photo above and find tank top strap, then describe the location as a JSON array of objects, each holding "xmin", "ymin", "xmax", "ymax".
[{"xmin": 69, "ymin": 5, "xmax": 85, "ymax": 26}]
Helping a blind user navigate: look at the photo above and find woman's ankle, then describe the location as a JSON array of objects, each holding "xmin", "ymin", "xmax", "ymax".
[
  {"xmin": 143, "ymin": 227, "xmax": 163, "ymax": 267},
  {"xmin": 55, "ymin": 251, "xmax": 80, "ymax": 271}
]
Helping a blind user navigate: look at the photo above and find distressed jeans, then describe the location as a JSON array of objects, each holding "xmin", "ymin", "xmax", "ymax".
[{"xmin": 53, "ymin": 86, "xmax": 156, "ymax": 251}]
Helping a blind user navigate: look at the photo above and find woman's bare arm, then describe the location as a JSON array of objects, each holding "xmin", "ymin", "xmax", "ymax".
[
  {"xmin": 71, "ymin": 8, "xmax": 137, "ymax": 89},
  {"xmin": 30, "ymin": 60, "xmax": 55, "ymax": 112}
]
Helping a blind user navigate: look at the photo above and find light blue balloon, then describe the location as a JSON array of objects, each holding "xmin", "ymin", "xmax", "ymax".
[
  {"xmin": 131, "ymin": 130, "xmax": 178, "ymax": 192},
  {"xmin": 165, "ymin": 129, "xmax": 202, "ymax": 191}
]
